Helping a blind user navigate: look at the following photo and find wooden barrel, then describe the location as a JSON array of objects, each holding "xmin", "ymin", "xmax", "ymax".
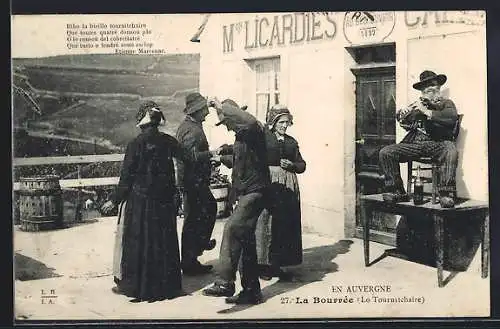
[
  {"xmin": 13, "ymin": 192, "xmax": 20, "ymax": 225},
  {"xmin": 18, "ymin": 175, "xmax": 63, "ymax": 231},
  {"xmin": 210, "ymin": 183, "xmax": 230, "ymax": 218}
]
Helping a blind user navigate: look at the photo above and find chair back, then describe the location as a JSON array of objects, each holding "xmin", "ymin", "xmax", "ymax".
[{"xmin": 452, "ymin": 114, "xmax": 464, "ymax": 141}]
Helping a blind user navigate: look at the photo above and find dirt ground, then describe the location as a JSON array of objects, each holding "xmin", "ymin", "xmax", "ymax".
[{"xmin": 14, "ymin": 213, "xmax": 490, "ymax": 321}]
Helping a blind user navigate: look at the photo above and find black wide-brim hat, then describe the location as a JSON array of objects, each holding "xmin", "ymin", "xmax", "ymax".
[{"xmin": 412, "ymin": 70, "xmax": 447, "ymax": 90}]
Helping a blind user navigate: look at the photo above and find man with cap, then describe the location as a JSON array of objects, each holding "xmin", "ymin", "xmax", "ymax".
[
  {"xmin": 176, "ymin": 92, "xmax": 220, "ymax": 275},
  {"xmin": 379, "ymin": 70, "xmax": 459, "ymax": 208},
  {"xmin": 202, "ymin": 98, "xmax": 270, "ymax": 305}
]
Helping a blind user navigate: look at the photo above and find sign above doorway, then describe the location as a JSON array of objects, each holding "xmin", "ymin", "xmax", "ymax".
[{"xmin": 343, "ymin": 11, "xmax": 396, "ymax": 45}]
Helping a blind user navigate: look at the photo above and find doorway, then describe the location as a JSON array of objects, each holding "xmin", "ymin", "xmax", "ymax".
[{"xmin": 348, "ymin": 43, "xmax": 397, "ymax": 245}]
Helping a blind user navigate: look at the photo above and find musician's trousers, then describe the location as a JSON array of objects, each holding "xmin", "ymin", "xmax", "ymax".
[{"xmin": 379, "ymin": 140, "xmax": 458, "ymax": 195}]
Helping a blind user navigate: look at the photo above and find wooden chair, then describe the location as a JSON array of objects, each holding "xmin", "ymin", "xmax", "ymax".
[{"xmin": 406, "ymin": 114, "xmax": 463, "ymax": 203}]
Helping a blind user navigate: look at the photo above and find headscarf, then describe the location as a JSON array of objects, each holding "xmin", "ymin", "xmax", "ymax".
[
  {"xmin": 136, "ymin": 101, "xmax": 166, "ymax": 128},
  {"xmin": 266, "ymin": 104, "xmax": 293, "ymax": 130}
]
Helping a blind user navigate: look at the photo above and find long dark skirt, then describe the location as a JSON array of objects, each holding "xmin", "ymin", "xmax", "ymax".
[
  {"xmin": 113, "ymin": 191, "xmax": 182, "ymax": 301},
  {"xmin": 256, "ymin": 166, "xmax": 303, "ymax": 267}
]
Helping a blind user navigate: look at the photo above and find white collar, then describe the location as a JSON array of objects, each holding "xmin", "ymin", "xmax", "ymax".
[{"xmin": 275, "ymin": 132, "xmax": 285, "ymax": 141}]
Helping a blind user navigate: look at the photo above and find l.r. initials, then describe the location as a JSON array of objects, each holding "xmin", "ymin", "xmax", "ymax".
[
  {"xmin": 41, "ymin": 289, "xmax": 56, "ymax": 295},
  {"xmin": 40, "ymin": 289, "xmax": 57, "ymax": 304}
]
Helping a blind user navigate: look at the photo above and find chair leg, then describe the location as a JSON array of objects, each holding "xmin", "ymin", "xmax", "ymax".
[
  {"xmin": 432, "ymin": 163, "xmax": 439, "ymax": 204},
  {"xmin": 407, "ymin": 161, "xmax": 412, "ymax": 196}
]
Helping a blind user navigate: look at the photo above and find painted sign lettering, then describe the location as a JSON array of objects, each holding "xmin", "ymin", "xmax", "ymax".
[
  {"xmin": 405, "ymin": 11, "xmax": 485, "ymax": 28},
  {"xmin": 222, "ymin": 13, "xmax": 337, "ymax": 53},
  {"xmin": 343, "ymin": 11, "xmax": 396, "ymax": 45}
]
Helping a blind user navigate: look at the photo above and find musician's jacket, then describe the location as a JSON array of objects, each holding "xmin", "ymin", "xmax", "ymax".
[{"xmin": 399, "ymin": 99, "xmax": 458, "ymax": 143}]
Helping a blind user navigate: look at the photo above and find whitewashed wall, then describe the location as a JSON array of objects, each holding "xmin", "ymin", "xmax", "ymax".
[
  {"xmin": 199, "ymin": 12, "xmax": 488, "ymax": 238},
  {"xmin": 405, "ymin": 30, "xmax": 488, "ymax": 201}
]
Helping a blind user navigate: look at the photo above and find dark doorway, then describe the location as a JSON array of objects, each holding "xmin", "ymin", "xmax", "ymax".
[{"xmin": 350, "ymin": 43, "xmax": 397, "ymax": 245}]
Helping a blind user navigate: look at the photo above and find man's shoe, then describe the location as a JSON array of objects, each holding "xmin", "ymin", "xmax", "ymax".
[
  {"xmin": 439, "ymin": 196, "xmax": 455, "ymax": 208},
  {"xmin": 259, "ymin": 265, "xmax": 278, "ymax": 281},
  {"xmin": 259, "ymin": 274, "xmax": 273, "ymax": 281},
  {"xmin": 205, "ymin": 239, "xmax": 216, "ymax": 251},
  {"xmin": 182, "ymin": 262, "xmax": 213, "ymax": 276},
  {"xmin": 225, "ymin": 290, "xmax": 263, "ymax": 305},
  {"xmin": 202, "ymin": 281, "xmax": 235, "ymax": 297},
  {"xmin": 382, "ymin": 191, "xmax": 409, "ymax": 203},
  {"xmin": 278, "ymin": 270, "xmax": 294, "ymax": 282},
  {"xmin": 259, "ymin": 265, "xmax": 282, "ymax": 281}
]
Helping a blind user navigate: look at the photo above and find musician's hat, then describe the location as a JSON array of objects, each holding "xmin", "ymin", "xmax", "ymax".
[{"xmin": 413, "ymin": 70, "xmax": 447, "ymax": 90}]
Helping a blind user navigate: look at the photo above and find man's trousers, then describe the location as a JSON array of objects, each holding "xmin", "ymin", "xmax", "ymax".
[
  {"xmin": 181, "ymin": 184, "xmax": 217, "ymax": 265},
  {"xmin": 379, "ymin": 140, "xmax": 458, "ymax": 195},
  {"xmin": 217, "ymin": 191, "xmax": 265, "ymax": 291}
]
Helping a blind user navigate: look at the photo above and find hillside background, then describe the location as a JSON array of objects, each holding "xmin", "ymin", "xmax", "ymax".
[
  {"xmin": 13, "ymin": 53, "xmax": 200, "ymax": 154},
  {"xmin": 12, "ymin": 53, "xmax": 200, "ymax": 181}
]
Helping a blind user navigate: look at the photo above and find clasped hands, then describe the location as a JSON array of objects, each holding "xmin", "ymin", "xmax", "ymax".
[
  {"xmin": 398, "ymin": 100, "xmax": 433, "ymax": 121},
  {"xmin": 280, "ymin": 159, "xmax": 294, "ymax": 171},
  {"xmin": 101, "ymin": 200, "xmax": 116, "ymax": 214},
  {"xmin": 398, "ymin": 100, "xmax": 433, "ymax": 131}
]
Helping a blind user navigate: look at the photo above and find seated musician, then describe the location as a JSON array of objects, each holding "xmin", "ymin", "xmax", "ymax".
[{"xmin": 378, "ymin": 70, "xmax": 459, "ymax": 208}]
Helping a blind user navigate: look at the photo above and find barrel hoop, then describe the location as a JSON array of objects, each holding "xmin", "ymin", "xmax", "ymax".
[
  {"xmin": 19, "ymin": 175, "xmax": 60, "ymax": 182},
  {"xmin": 20, "ymin": 219, "xmax": 59, "ymax": 224},
  {"xmin": 18, "ymin": 188, "xmax": 62, "ymax": 196},
  {"xmin": 27, "ymin": 215, "xmax": 61, "ymax": 219}
]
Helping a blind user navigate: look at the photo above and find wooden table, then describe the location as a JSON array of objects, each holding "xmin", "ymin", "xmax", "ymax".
[{"xmin": 360, "ymin": 194, "xmax": 489, "ymax": 287}]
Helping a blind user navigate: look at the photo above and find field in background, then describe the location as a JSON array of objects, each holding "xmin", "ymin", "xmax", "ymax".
[
  {"xmin": 13, "ymin": 53, "xmax": 200, "ymax": 151},
  {"xmin": 12, "ymin": 54, "xmax": 200, "ymax": 209}
]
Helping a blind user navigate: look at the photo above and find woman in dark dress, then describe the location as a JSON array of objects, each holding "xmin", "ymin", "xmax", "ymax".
[
  {"xmin": 255, "ymin": 105, "xmax": 306, "ymax": 280},
  {"xmin": 102, "ymin": 101, "xmax": 185, "ymax": 302}
]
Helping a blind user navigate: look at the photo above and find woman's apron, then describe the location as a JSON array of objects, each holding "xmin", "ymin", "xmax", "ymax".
[{"xmin": 112, "ymin": 201, "xmax": 127, "ymax": 281}]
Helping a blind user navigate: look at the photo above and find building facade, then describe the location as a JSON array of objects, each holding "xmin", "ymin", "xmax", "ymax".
[{"xmin": 197, "ymin": 11, "xmax": 488, "ymax": 243}]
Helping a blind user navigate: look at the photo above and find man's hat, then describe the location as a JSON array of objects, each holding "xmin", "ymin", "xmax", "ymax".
[
  {"xmin": 215, "ymin": 99, "xmax": 246, "ymax": 126},
  {"xmin": 222, "ymin": 99, "xmax": 247, "ymax": 111},
  {"xmin": 412, "ymin": 70, "xmax": 447, "ymax": 90},
  {"xmin": 184, "ymin": 92, "xmax": 208, "ymax": 115}
]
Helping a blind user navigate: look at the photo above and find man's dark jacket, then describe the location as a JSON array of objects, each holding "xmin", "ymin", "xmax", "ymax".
[
  {"xmin": 176, "ymin": 117, "xmax": 212, "ymax": 190},
  {"xmin": 400, "ymin": 99, "xmax": 459, "ymax": 143},
  {"xmin": 218, "ymin": 103, "xmax": 270, "ymax": 203}
]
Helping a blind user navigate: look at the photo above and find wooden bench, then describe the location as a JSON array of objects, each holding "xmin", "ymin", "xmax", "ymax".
[{"xmin": 360, "ymin": 193, "xmax": 489, "ymax": 287}]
